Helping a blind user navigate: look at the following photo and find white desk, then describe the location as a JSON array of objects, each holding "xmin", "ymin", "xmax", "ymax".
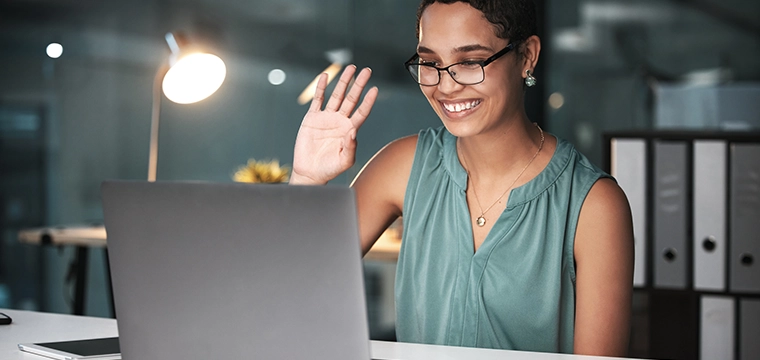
[
  {"xmin": 0, "ymin": 309, "xmax": 118, "ymax": 360},
  {"xmin": 18, "ymin": 225, "xmax": 108, "ymax": 248},
  {"xmin": 0, "ymin": 309, "xmax": 634, "ymax": 360}
]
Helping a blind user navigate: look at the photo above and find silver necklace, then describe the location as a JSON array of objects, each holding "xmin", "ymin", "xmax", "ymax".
[{"xmin": 459, "ymin": 123, "xmax": 545, "ymax": 227}]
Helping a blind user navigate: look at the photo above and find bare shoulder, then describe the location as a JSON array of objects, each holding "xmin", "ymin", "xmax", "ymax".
[
  {"xmin": 373, "ymin": 134, "xmax": 419, "ymax": 164},
  {"xmin": 575, "ymin": 178, "xmax": 633, "ymax": 253},
  {"xmin": 352, "ymin": 135, "xmax": 418, "ymax": 253},
  {"xmin": 351, "ymin": 134, "xmax": 418, "ymax": 214},
  {"xmin": 352, "ymin": 134, "xmax": 418, "ymax": 187},
  {"xmin": 581, "ymin": 178, "xmax": 630, "ymax": 220}
]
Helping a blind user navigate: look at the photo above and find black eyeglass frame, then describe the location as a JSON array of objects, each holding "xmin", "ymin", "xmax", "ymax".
[{"xmin": 404, "ymin": 42, "xmax": 516, "ymax": 86}]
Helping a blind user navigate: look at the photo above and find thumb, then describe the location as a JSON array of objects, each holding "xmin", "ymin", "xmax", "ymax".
[{"xmin": 342, "ymin": 129, "xmax": 358, "ymax": 163}]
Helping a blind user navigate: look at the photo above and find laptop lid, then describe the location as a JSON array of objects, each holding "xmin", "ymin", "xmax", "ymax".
[{"xmin": 102, "ymin": 181, "xmax": 371, "ymax": 360}]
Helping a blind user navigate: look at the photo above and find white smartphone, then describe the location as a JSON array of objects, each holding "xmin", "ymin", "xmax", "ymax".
[{"xmin": 18, "ymin": 337, "xmax": 120, "ymax": 360}]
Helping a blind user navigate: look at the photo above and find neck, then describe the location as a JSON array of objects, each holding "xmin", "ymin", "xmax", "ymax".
[{"xmin": 457, "ymin": 119, "xmax": 543, "ymax": 181}]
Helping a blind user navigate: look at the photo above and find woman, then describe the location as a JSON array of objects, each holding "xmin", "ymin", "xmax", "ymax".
[{"xmin": 290, "ymin": 0, "xmax": 633, "ymax": 356}]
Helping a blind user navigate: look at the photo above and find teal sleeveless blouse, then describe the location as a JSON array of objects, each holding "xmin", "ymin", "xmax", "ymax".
[{"xmin": 395, "ymin": 126, "xmax": 611, "ymax": 353}]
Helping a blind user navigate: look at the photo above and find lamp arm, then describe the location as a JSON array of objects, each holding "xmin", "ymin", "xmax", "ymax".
[{"xmin": 148, "ymin": 64, "xmax": 169, "ymax": 182}]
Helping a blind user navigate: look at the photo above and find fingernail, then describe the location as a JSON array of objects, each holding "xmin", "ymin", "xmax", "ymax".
[{"xmin": 365, "ymin": 67, "xmax": 372, "ymax": 72}]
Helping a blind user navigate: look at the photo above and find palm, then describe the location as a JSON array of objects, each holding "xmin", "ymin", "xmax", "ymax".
[
  {"xmin": 294, "ymin": 112, "xmax": 356, "ymax": 182},
  {"xmin": 292, "ymin": 66, "xmax": 378, "ymax": 184}
]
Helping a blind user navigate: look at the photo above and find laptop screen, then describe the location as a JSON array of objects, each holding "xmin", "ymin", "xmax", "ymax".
[{"xmin": 102, "ymin": 181, "xmax": 371, "ymax": 360}]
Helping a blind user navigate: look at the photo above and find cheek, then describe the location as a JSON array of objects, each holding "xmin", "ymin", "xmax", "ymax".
[
  {"xmin": 477, "ymin": 81, "xmax": 508, "ymax": 102},
  {"xmin": 421, "ymin": 87, "xmax": 437, "ymax": 104},
  {"xmin": 483, "ymin": 71, "xmax": 522, "ymax": 100},
  {"xmin": 486, "ymin": 64, "xmax": 521, "ymax": 89}
]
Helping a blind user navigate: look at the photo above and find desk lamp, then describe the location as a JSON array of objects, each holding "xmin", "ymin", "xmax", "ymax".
[
  {"xmin": 17, "ymin": 33, "xmax": 227, "ymax": 316},
  {"xmin": 148, "ymin": 32, "xmax": 227, "ymax": 181}
]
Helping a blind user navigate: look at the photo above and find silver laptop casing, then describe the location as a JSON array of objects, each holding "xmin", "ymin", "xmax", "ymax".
[{"xmin": 102, "ymin": 181, "xmax": 371, "ymax": 360}]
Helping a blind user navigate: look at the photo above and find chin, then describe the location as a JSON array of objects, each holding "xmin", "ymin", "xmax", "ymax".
[{"xmin": 438, "ymin": 119, "xmax": 481, "ymax": 139}]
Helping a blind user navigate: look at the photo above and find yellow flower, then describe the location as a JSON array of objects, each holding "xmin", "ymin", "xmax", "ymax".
[{"xmin": 233, "ymin": 159, "xmax": 290, "ymax": 183}]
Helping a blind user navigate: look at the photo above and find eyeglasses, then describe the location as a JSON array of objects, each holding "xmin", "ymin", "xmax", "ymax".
[{"xmin": 404, "ymin": 43, "xmax": 515, "ymax": 86}]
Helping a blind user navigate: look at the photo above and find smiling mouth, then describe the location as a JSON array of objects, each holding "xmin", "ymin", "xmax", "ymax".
[{"xmin": 441, "ymin": 99, "xmax": 481, "ymax": 113}]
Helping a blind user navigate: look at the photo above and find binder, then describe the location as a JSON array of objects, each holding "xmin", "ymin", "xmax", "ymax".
[
  {"xmin": 730, "ymin": 144, "xmax": 760, "ymax": 293},
  {"xmin": 741, "ymin": 299, "xmax": 760, "ymax": 360},
  {"xmin": 611, "ymin": 138, "xmax": 647, "ymax": 287},
  {"xmin": 700, "ymin": 296, "xmax": 735, "ymax": 360},
  {"xmin": 653, "ymin": 141, "xmax": 688, "ymax": 289},
  {"xmin": 694, "ymin": 140, "xmax": 727, "ymax": 291}
]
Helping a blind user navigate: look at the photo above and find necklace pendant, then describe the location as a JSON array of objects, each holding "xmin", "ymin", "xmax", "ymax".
[{"xmin": 476, "ymin": 216, "xmax": 486, "ymax": 227}]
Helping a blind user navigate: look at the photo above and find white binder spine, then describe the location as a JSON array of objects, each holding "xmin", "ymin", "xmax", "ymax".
[
  {"xmin": 611, "ymin": 138, "xmax": 647, "ymax": 287},
  {"xmin": 693, "ymin": 140, "xmax": 727, "ymax": 291},
  {"xmin": 700, "ymin": 296, "xmax": 735, "ymax": 360}
]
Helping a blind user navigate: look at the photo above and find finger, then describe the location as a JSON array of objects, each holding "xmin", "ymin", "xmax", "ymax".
[
  {"xmin": 350, "ymin": 86, "xmax": 379, "ymax": 129},
  {"xmin": 308, "ymin": 73, "xmax": 329, "ymax": 113},
  {"xmin": 339, "ymin": 67, "xmax": 373, "ymax": 117},
  {"xmin": 325, "ymin": 65, "xmax": 358, "ymax": 112}
]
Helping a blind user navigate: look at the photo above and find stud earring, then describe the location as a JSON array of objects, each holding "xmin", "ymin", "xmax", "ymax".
[{"xmin": 525, "ymin": 70, "xmax": 537, "ymax": 87}]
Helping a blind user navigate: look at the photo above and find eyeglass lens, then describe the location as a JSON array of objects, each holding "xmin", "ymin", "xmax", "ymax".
[{"xmin": 410, "ymin": 63, "xmax": 484, "ymax": 86}]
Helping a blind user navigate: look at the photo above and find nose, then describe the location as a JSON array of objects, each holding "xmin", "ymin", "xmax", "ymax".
[{"xmin": 437, "ymin": 69, "xmax": 464, "ymax": 94}]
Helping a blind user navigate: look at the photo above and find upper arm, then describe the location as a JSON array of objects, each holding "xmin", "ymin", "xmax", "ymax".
[
  {"xmin": 573, "ymin": 178, "xmax": 634, "ymax": 356},
  {"xmin": 351, "ymin": 135, "xmax": 417, "ymax": 255}
]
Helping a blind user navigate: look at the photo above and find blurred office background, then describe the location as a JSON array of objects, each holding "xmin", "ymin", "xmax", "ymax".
[{"xmin": 1, "ymin": 0, "xmax": 758, "ymax": 358}]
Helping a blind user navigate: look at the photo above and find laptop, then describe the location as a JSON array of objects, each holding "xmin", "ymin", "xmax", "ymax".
[{"xmin": 101, "ymin": 181, "xmax": 372, "ymax": 360}]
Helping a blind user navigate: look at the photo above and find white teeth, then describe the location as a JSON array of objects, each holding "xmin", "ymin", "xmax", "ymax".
[{"xmin": 443, "ymin": 100, "xmax": 480, "ymax": 113}]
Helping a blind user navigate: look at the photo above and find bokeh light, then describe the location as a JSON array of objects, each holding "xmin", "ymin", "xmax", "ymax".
[{"xmin": 46, "ymin": 43, "xmax": 63, "ymax": 58}]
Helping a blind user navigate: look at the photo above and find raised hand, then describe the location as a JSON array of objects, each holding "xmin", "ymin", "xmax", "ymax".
[{"xmin": 290, "ymin": 65, "xmax": 379, "ymax": 185}]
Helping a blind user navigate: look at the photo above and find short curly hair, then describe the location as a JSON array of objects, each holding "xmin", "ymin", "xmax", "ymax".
[{"xmin": 415, "ymin": 0, "xmax": 537, "ymax": 43}]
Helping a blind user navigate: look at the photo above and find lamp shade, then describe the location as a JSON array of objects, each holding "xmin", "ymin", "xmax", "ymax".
[{"xmin": 162, "ymin": 53, "xmax": 226, "ymax": 104}]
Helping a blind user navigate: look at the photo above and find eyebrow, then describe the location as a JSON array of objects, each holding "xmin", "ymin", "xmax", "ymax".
[{"xmin": 417, "ymin": 44, "xmax": 494, "ymax": 55}]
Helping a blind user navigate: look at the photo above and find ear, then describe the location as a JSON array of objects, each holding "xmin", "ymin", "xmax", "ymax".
[{"xmin": 521, "ymin": 35, "xmax": 541, "ymax": 77}]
